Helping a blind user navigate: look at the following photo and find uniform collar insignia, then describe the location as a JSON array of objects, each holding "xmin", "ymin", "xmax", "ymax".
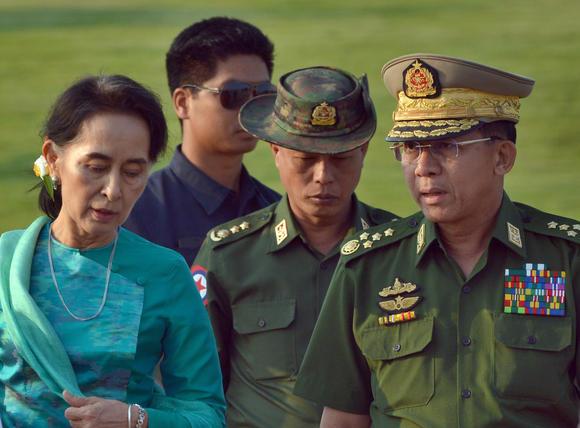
[
  {"xmin": 416, "ymin": 223, "xmax": 426, "ymax": 254},
  {"xmin": 507, "ymin": 221, "xmax": 522, "ymax": 248},
  {"xmin": 275, "ymin": 219, "xmax": 288, "ymax": 245}
]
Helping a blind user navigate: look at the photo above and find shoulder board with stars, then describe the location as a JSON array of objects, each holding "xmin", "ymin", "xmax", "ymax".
[
  {"xmin": 515, "ymin": 202, "xmax": 580, "ymax": 244},
  {"xmin": 206, "ymin": 206, "xmax": 274, "ymax": 248},
  {"xmin": 340, "ymin": 213, "xmax": 421, "ymax": 262}
]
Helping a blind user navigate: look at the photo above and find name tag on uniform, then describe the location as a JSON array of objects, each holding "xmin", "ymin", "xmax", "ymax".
[{"xmin": 504, "ymin": 263, "xmax": 566, "ymax": 316}]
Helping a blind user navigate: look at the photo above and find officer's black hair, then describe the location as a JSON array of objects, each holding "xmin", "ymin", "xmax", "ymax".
[
  {"xmin": 481, "ymin": 120, "xmax": 517, "ymax": 144},
  {"xmin": 165, "ymin": 16, "xmax": 274, "ymax": 95},
  {"xmin": 39, "ymin": 74, "xmax": 168, "ymax": 219}
]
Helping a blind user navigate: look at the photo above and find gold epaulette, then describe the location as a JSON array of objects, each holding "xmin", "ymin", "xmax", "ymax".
[
  {"xmin": 517, "ymin": 203, "xmax": 580, "ymax": 244},
  {"xmin": 340, "ymin": 213, "xmax": 422, "ymax": 260},
  {"xmin": 206, "ymin": 208, "xmax": 274, "ymax": 247}
]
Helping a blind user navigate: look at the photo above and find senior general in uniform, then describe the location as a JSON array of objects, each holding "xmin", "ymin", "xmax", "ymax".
[
  {"xmin": 294, "ymin": 54, "xmax": 580, "ymax": 427},
  {"xmin": 194, "ymin": 66, "xmax": 398, "ymax": 427}
]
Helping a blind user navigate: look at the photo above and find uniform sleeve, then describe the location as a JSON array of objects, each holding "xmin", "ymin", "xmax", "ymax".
[
  {"xmin": 147, "ymin": 258, "xmax": 226, "ymax": 428},
  {"xmin": 294, "ymin": 260, "xmax": 372, "ymax": 414},
  {"xmin": 194, "ymin": 241, "xmax": 233, "ymax": 389}
]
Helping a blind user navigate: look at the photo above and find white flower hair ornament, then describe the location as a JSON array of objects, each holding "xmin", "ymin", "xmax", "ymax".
[{"xmin": 33, "ymin": 155, "xmax": 56, "ymax": 201}]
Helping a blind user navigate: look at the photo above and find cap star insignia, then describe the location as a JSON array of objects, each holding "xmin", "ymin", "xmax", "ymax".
[
  {"xmin": 341, "ymin": 239, "xmax": 360, "ymax": 255},
  {"xmin": 363, "ymin": 240, "xmax": 373, "ymax": 249},
  {"xmin": 379, "ymin": 277, "xmax": 417, "ymax": 297},
  {"xmin": 568, "ymin": 230, "xmax": 578, "ymax": 237},
  {"xmin": 547, "ymin": 221, "xmax": 558, "ymax": 229},
  {"xmin": 573, "ymin": 224, "xmax": 580, "ymax": 231},
  {"xmin": 240, "ymin": 221, "xmax": 250, "ymax": 230},
  {"xmin": 275, "ymin": 219, "xmax": 288, "ymax": 245},
  {"xmin": 416, "ymin": 224, "xmax": 425, "ymax": 254},
  {"xmin": 507, "ymin": 222, "xmax": 522, "ymax": 248},
  {"xmin": 230, "ymin": 225, "xmax": 241, "ymax": 234},
  {"xmin": 559, "ymin": 224, "xmax": 570, "ymax": 231},
  {"xmin": 384, "ymin": 228, "xmax": 395, "ymax": 237},
  {"xmin": 360, "ymin": 232, "xmax": 370, "ymax": 240},
  {"xmin": 379, "ymin": 295, "xmax": 421, "ymax": 312},
  {"xmin": 210, "ymin": 228, "xmax": 231, "ymax": 242},
  {"xmin": 372, "ymin": 233, "xmax": 382, "ymax": 241}
]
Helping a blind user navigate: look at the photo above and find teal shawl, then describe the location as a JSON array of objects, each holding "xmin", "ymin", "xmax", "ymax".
[{"xmin": 0, "ymin": 216, "xmax": 83, "ymax": 397}]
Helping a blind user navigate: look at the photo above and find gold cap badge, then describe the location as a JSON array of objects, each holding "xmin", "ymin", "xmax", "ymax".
[
  {"xmin": 403, "ymin": 59, "xmax": 440, "ymax": 99},
  {"xmin": 311, "ymin": 102, "xmax": 337, "ymax": 126}
]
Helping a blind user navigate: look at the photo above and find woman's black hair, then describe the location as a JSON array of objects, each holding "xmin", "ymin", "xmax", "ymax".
[{"xmin": 39, "ymin": 74, "xmax": 168, "ymax": 219}]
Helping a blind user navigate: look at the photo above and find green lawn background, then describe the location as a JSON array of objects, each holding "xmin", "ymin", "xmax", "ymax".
[{"xmin": 1, "ymin": 0, "xmax": 579, "ymax": 233}]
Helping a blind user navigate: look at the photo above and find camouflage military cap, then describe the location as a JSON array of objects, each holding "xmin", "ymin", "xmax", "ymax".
[
  {"xmin": 239, "ymin": 66, "xmax": 376, "ymax": 154},
  {"xmin": 381, "ymin": 53, "xmax": 535, "ymax": 142}
]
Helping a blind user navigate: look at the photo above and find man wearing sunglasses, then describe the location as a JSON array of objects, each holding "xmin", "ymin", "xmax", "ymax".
[
  {"xmin": 295, "ymin": 54, "xmax": 580, "ymax": 427},
  {"xmin": 194, "ymin": 66, "xmax": 398, "ymax": 427},
  {"xmin": 125, "ymin": 17, "xmax": 280, "ymax": 266}
]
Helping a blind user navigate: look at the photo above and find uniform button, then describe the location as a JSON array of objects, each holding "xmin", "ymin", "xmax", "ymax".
[
  {"xmin": 461, "ymin": 336, "xmax": 472, "ymax": 347},
  {"xmin": 462, "ymin": 285, "xmax": 472, "ymax": 294},
  {"xmin": 392, "ymin": 343, "xmax": 401, "ymax": 352},
  {"xmin": 461, "ymin": 389, "xmax": 472, "ymax": 399},
  {"xmin": 408, "ymin": 219, "xmax": 418, "ymax": 227},
  {"xmin": 527, "ymin": 335, "xmax": 537, "ymax": 345},
  {"xmin": 257, "ymin": 319, "xmax": 266, "ymax": 328}
]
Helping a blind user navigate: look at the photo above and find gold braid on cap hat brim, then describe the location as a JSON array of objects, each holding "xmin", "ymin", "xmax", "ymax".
[{"xmin": 393, "ymin": 88, "xmax": 521, "ymax": 122}]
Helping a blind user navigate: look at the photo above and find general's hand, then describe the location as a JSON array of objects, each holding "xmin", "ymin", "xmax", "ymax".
[{"xmin": 63, "ymin": 390, "xmax": 129, "ymax": 428}]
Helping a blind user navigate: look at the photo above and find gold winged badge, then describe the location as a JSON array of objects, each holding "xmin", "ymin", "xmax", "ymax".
[{"xmin": 377, "ymin": 277, "xmax": 422, "ymax": 326}]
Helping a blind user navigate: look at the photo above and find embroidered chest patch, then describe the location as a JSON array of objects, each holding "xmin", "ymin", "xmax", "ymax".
[{"xmin": 504, "ymin": 263, "xmax": 566, "ymax": 316}]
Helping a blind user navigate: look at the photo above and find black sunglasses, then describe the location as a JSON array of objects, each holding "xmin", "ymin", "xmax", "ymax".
[{"xmin": 182, "ymin": 80, "xmax": 276, "ymax": 110}]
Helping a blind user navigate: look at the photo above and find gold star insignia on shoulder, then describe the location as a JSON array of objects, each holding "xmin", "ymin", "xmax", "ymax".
[
  {"xmin": 341, "ymin": 239, "xmax": 360, "ymax": 255},
  {"xmin": 507, "ymin": 222, "xmax": 522, "ymax": 248},
  {"xmin": 372, "ymin": 233, "xmax": 382, "ymax": 241},
  {"xmin": 559, "ymin": 224, "xmax": 570, "ymax": 231},
  {"xmin": 210, "ymin": 228, "xmax": 231, "ymax": 242},
  {"xmin": 240, "ymin": 221, "xmax": 250, "ymax": 230},
  {"xmin": 230, "ymin": 225, "xmax": 240, "ymax": 234},
  {"xmin": 360, "ymin": 232, "xmax": 369, "ymax": 240},
  {"xmin": 547, "ymin": 221, "xmax": 558, "ymax": 229},
  {"xmin": 384, "ymin": 228, "xmax": 394, "ymax": 237},
  {"xmin": 378, "ymin": 277, "xmax": 417, "ymax": 297},
  {"xmin": 363, "ymin": 240, "xmax": 373, "ymax": 249},
  {"xmin": 568, "ymin": 230, "xmax": 578, "ymax": 237},
  {"xmin": 275, "ymin": 219, "xmax": 288, "ymax": 245},
  {"xmin": 573, "ymin": 224, "xmax": 580, "ymax": 231}
]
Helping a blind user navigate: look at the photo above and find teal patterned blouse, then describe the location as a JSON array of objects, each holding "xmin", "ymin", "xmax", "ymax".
[{"xmin": 0, "ymin": 221, "xmax": 225, "ymax": 427}]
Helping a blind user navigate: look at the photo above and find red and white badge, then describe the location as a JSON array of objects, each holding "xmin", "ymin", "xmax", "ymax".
[{"xmin": 191, "ymin": 265, "xmax": 208, "ymax": 306}]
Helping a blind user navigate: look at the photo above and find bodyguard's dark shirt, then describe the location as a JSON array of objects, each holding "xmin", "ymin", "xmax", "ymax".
[{"xmin": 124, "ymin": 145, "xmax": 280, "ymax": 266}]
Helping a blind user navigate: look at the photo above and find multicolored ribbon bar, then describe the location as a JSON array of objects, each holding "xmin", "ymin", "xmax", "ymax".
[{"xmin": 504, "ymin": 263, "xmax": 566, "ymax": 316}]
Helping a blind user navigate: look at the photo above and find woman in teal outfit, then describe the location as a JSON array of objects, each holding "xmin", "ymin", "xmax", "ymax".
[{"xmin": 0, "ymin": 75, "xmax": 226, "ymax": 427}]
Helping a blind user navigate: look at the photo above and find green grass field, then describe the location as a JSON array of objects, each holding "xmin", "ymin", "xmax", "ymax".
[{"xmin": 1, "ymin": 0, "xmax": 579, "ymax": 233}]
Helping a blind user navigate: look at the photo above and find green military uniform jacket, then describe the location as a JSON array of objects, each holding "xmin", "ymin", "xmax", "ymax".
[
  {"xmin": 194, "ymin": 195, "xmax": 397, "ymax": 428},
  {"xmin": 294, "ymin": 194, "xmax": 580, "ymax": 427}
]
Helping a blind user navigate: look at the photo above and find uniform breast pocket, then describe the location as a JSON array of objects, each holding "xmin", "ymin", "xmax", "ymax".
[
  {"xmin": 494, "ymin": 313, "xmax": 573, "ymax": 402},
  {"xmin": 359, "ymin": 316, "xmax": 435, "ymax": 411},
  {"xmin": 232, "ymin": 299, "xmax": 296, "ymax": 381}
]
